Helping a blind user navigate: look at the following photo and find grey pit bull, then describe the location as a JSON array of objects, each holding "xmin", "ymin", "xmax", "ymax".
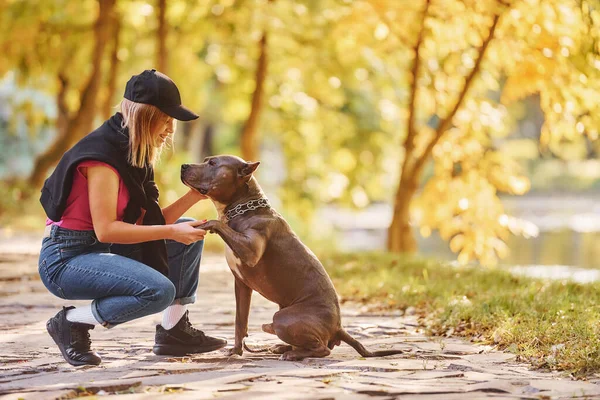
[{"xmin": 181, "ymin": 155, "xmax": 404, "ymax": 361}]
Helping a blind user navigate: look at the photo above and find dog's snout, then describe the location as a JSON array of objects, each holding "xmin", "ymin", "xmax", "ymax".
[{"xmin": 181, "ymin": 164, "xmax": 190, "ymax": 171}]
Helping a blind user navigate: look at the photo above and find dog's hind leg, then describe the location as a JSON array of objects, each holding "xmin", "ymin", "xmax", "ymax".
[
  {"xmin": 271, "ymin": 305, "xmax": 332, "ymax": 361},
  {"xmin": 280, "ymin": 345, "xmax": 330, "ymax": 361},
  {"xmin": 269, "ymin": 344, "xmax": 293, "ymax": 354}
]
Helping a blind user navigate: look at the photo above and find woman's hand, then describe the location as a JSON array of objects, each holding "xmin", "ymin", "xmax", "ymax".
[
  {"xmin": 197, "ymin": 219, "xmax": 223, "ymax": 234},
  {"xmin": 187, "ymin": 188, "xmax": 208, "ymax": 202},
  {"xmin": 169, "ymin": 220, "xmax": 207, "ymax": 245}
]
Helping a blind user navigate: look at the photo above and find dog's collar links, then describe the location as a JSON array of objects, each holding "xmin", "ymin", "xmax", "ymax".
[{"xmin": 224, "ymin": 198, "xmax": 270, "ymax": 221}]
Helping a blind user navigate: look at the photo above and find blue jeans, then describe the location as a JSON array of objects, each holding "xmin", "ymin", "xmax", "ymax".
[{"xmin": 38, "ymin": 218, "xmax": 204, "ymax": 329}]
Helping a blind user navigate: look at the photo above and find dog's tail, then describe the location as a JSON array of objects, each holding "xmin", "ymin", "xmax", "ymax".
[
  {"xmin": 243, "ymin": 342, "xmax": 271, "ymax": 353},
  {"xmin": 336, "ymin": 329, "xmax": 404, "ymax": 357}
]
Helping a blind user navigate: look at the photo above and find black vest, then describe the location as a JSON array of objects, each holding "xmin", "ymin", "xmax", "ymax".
[{"xmin": 40, "ymin": 112, "xmax": 169, "ymax": 276}]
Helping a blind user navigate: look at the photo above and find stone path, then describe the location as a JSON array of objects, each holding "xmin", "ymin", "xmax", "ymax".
[{"xmin": 1, "ymin": 237, "xmax": 600, "ymax": 399}]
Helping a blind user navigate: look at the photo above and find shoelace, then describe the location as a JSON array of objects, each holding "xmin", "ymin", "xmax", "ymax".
[
  {"xmin": 71, "ymin": 326, "xmax": 92, "ymax": 352},
  {"xmin": 182, "ymin": 314, "xmax": 207, "ymax": 338}
]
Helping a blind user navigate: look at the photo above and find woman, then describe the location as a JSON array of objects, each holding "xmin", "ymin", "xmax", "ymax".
[{"xmin": 38, "ymin": 69, "xmax": 226, "ymax": 366}]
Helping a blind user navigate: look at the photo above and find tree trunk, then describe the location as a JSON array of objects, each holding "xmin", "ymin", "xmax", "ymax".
[
  {"xmin": 156, "ymin": 0, "xmax": 168, "ymax": 73},
  {"xmin": 102, "ymin": 14, "xmax": 121, "ymax": 119},
  {"xmin": 28, "ymin": 0, "xmax": 116, "ymax": 188},
  {"xmin": 387, "ymin": 8, "xmax": 502, "ymax": 254},
  {"xmin": 56, "ymin": 72, "xmax": 70, "ymax": 135},
  {"xmin": 200, "ymin": 123, "xmax": 215, "ymax": 160},
  {"xmin": 386, "ymin": 0, "xmax": 429, "ymax": 254},
  {"xmin": 240, "ymin": 33, "xmax": 268, "ymax": 162},
  {"xmin": 387, "ymin": 173, "xmax": 419, "ymax": 253},
  {"xmin": 178, "ymin": 117, "xmax": 194, "ymax": 151}
]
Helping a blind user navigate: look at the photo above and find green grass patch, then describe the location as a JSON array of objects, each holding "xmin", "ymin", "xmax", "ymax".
[{"xmin": 321, "ymin": 251, "xmax": 600, "ymax": 376}]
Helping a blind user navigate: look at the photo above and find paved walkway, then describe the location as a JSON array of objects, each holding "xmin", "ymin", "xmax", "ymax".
[{"xmin": 1, "ymin": 234, "xmax": 600, "ymax": 399}]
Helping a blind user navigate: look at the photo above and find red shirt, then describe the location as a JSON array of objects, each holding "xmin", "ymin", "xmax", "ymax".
[{"xmin": 45, "ymin": 161, "xmax": 130, "ymax": 230}]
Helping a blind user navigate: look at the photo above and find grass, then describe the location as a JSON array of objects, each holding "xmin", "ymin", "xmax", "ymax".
[{"xmin": 321, "ymin": 251, "xmax": 600, "ymax": 376}]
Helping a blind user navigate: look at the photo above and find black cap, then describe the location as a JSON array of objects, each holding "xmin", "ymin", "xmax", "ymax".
[{"xmin": 124, "ymin": 69, "xmax": 199, "ymax": 121}]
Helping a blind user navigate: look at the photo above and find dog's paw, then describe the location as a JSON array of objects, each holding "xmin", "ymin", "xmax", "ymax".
[
  {"xmin": 279, "ymin": 351, "xmax": 303, "ymax": 361},
  {"xmin": 225, "ymin": 346, "xmax": 243, "ymax": 357},
  {"xmin": 198, "ymin": 220, "xmax": 220, "ymax": 233}
]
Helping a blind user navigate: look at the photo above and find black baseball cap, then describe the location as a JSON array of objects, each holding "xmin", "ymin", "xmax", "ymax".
[{"xmin": 124, "ymin": 69, "xmax": 199, "ymax": 121}]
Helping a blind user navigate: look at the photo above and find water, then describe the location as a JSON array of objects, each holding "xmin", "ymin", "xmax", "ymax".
[
  {"xmin": 505, "ymin": 230, "xmax": 600, "ymax": 270},
  {"xmin": 509, "ymin": 265, "xmax": 600, "ymax": 284},
  {"xmin": 320, "ymin": 193, "xmax": 600, "ymax": 278}
]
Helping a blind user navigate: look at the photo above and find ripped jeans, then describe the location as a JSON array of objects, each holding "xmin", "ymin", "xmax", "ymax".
[{"xmin": 38, "ymin": 218, "xmax": 203, "ymax": 329}]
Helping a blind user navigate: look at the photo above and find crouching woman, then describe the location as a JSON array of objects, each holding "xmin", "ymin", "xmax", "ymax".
[{"xmin": 38, "ymin": 69, "xmax": 226, "ymax": 366}]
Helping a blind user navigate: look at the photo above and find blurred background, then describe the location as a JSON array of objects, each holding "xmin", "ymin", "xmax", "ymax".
[{"xmin": 0, "ymin": 0, "xmax": 599, "ymax": 269}]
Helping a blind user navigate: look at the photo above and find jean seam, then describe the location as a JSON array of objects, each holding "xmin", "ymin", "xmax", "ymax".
[
  {"xmin": 40, "ymin": 259, "xmax": 65, "ymax": 298},
  {"xmin": 173, "ymin": 296, "xmax": 195, "ymax": 305},
  {"xmin": 58, "ymin": 241, "xmax": 97, "ymax": 258},
  {"xmin": 40, "ymin": 249, "xmax": 67, "ymax": 299},
  {"xmin": 90, "ymin": 300, "xmax": 107, "ymax": 325},
  {"xmin": 178, "ymin": 245, "xmax": 189, "ymax": 295},
  {"xmin": 177, "ymin": 241, "xmax": 203, "ymax": 299}
]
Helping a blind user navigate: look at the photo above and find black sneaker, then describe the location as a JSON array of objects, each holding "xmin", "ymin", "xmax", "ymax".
[
  {"xmin": 153, "ymin": 310, "xmax": 227, "ymax": 356},
  {"xmin": 46, "ymin": 306, "xmax": 101, "ymax": 366}
]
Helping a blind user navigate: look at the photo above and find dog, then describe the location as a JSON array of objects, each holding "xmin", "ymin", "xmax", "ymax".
[{"xmin": 181, "ymin": 155, "xmax": 404, "ymax": 360}]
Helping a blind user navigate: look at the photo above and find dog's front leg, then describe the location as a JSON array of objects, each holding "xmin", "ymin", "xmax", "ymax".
[
  {"xmin": 228, "ymin": 278, "xmax": 252, "ymax": 356},
  {"xmin": 199, "ymin": 220, "xmax": 267, "ymax": 268}
]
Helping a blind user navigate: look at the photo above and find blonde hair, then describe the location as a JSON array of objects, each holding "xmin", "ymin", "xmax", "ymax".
[{"xmin": 120, "ymin": 98, "xmax": 170, "ymax": 167}]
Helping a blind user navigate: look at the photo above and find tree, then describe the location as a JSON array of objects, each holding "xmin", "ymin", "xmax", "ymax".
[
  {"xmin": 384, "ymin": 0, "xmax": 505, "ymax": 255},
  {"xmin": 101, "ymin": 14, "xmax": 122, "ymax": 120},
  {"xmin": 1, "ymin": 0, "xmax": 598, "ymax": 265},
  {"xmin": 240, "ymin": 32, "xmax": 268, "ymax": 162},
  {"xmin": 0, "ymin": 0, "xmax": 118, "ymax": 187},
  {"xmin": 156, "ymin": 0, "xmax": 168, "ymax": 74},
  {"xmin": 29, "ymin": 0, "xmax": 116, "ymax": 187},
  {"xmin": 358, "ymin": 0, "xmax": 600, "ymax": 264}
]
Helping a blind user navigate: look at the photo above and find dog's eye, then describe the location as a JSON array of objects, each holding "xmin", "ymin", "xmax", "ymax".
[{"xmin": 208, "ymin": 159, "xmax": 216, "ymax": 166}]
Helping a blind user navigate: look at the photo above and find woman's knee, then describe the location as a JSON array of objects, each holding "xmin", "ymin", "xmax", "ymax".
[{"xmin": 144, "ymin": 279, "xmax": 176, "ymax": 312}]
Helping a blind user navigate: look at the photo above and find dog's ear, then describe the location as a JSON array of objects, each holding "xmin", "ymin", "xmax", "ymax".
[{"xmin": 239, "ymin": 161, "xmax": 260, "ymax": 179}]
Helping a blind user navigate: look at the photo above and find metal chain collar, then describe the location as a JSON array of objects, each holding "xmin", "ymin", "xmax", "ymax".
[{"xmin": 224, "ymin": 198, "xmax": 270, "ymax": 221}]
